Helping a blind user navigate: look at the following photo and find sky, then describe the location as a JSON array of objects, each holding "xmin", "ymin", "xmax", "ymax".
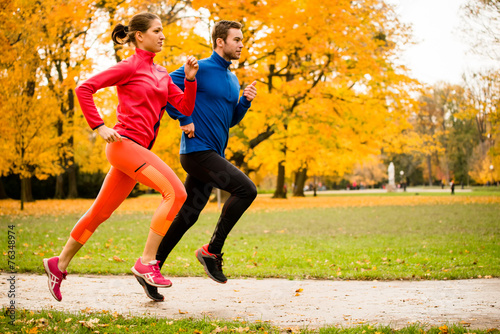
[{"xmin": 391, "ymin": 0, "xmax": 497, "ymax": 85}]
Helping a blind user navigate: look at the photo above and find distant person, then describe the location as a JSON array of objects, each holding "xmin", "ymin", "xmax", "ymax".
[
  {"xmin": 451, "ymin": 180, "xmax": 455, "ymax": 195},
  {"xmin": 43, "ymin": 12, "xmax": 199, "ymax": 302},
  {"xmin": 137, "ymin": 20, "xmax": 258, "ymax": 302}
]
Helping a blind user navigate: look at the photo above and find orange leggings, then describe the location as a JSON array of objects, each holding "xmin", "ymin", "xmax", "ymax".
[{"xmin": 71, "ymin": 138, "xmax": 187, "ymax": 245}]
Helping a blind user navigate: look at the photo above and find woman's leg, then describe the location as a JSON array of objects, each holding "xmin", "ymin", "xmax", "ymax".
[
  {"xmin": 65, "ymin": 167, "xmax": 136, "ymax": 264},
  {"xmin": 44, "ymin": 166, "xmax": 136, "ymax": 301},
  {"xmin": 105, "ymin": 139, "xmax": 187, "ymax": 286}
]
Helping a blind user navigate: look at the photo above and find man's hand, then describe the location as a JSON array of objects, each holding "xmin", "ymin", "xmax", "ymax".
[
  {"xmin": 181, "ymin": 123, "xmax": 195, "ymax": 138},
  {"xmin": 243, "ymin": 81, "xmax": 257, "ymax": 102},
  {"xmin": 96, "ymin": 125, "xmax": 122, "ymax": 143},
  {"xmin": 184, "ymin": 56, "xmax": 199, "ymax": 81}
]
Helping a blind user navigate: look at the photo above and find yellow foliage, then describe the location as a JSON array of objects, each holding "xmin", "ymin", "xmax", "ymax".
[{"xmin": 198, "ymin": 0, "xmax": 419, "ymax": 184}]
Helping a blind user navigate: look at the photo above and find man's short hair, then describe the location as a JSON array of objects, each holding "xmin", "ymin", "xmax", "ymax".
[{"xmin": 212, "ymin": 20, "xmax": 242, "ymax": 49}]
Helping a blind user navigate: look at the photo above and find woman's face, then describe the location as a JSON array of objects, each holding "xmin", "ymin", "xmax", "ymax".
[{"xmin": 136, "ymin": 19, "xmax": 165, "ymax": 53}]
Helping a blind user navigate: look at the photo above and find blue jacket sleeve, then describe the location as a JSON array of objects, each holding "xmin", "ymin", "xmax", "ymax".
[
  {"xmin": 230, "ymin": 95, "xmax": 252, "ymax": 128},
  {"xmin": 166, "ymin": 65, "xmax": 194, "ymax": 126}
]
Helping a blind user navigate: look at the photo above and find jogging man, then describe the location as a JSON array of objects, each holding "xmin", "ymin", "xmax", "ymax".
[{"xmin": 135, "ymin": 20, "xmax": 258, "ymax": 301}]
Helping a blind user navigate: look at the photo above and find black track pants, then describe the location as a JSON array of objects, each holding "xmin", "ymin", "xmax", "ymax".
[{"xmin": 156, "ymin": 150, "xmax": 257, "ymax": 268}]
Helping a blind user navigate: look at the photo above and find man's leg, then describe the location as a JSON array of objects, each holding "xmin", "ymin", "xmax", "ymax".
[
  {"xmin": 156, "ymin": 172, "xmax": 213, "ymax": 267},
  {"xmin": 183, "ymin": 151, "xmax": 257, "ymax": 283}
]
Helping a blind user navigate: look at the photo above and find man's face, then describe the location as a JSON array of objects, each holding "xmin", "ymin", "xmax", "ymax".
[{"xmin": 220, "ymin": 28, "xmax": 244, "ymax": 60}]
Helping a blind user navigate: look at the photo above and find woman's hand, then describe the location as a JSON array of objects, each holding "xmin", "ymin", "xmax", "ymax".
[
  {"xmin": 96, "ymin": 125, "xmax": 122, "ymax": 143},
  {"xmin": 180, "ymin": 123, "xmax": 195, "ymax": 138},
  {"xmin": 184, "ymin": 56, "xmax": 199, "ymax": 81}
]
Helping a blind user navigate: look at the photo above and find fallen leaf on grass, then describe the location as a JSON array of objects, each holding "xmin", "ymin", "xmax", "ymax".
[
  {"xmin": 439, "ymin": 325, "xmax": 448, "ymax": 334},
  {"xmin": 79, "ymin": 318, "xmax": 100, "ymax": 329},
  {"xmin": 178, "ymin": 310, "xmax": 188, "ymax": 314},
  {"xmin": 36, "ymin": 318, "xmax": 48, "ymax": 326},
  {"xmin": 112, "ymin": 256, "xmax": 123, "ymax": 262},
  {"xmin": 212, "ymin": 326, "xmax": 228, "ymax": 333}
]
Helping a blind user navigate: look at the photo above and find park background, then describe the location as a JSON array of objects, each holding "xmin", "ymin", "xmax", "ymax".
[
  {"xmin": 1, "ymin": 0, "xmax": 500, "ymax": 208},
  {"xmin": 1, "ymin": 1, "xmax": 500, "ymax": 332}
]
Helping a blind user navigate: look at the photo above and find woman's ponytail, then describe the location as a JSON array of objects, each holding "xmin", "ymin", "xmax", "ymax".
[{"xmin": 112, "ymin": 23, "xmax": 129, "ymax": 45}]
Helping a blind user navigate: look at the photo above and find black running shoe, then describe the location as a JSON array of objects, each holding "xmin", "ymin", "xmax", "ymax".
[
  {"xmin": 195, "ymin": 244, "xmax": 227, "ymax": 284},
  {"xmin": 135, "ymin": 276, "xmax": 165, "ymax": 302}
]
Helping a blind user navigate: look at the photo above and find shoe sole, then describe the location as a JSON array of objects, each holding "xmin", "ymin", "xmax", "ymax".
[
  {"xmin": 135, "ymin": 276, "xmax": 165, "ymax": 302},
  {"xmin": 130, "ymin": 267, "xmax": 172, "ymax": 288},
  {"xmin": 43, "ymin": 259, "xmax": 62, "ymax": 302},
  {"xmin": 195, "ymin": 249, "xmax": 227, "ymax": 284}
]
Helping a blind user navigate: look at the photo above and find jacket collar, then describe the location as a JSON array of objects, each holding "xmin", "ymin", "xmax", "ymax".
[
  {"xmin": 211, "ymin": 50, "xmax": 232, "ymax": 69},
  {"xmin": 135, "ymin": 48, "xmax": 156, "ymax": 64}
]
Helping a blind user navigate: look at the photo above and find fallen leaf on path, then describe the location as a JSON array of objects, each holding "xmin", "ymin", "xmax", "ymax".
[{"xmin": 459, "ymin": 321, "xmax": 471, "ymax": 327}]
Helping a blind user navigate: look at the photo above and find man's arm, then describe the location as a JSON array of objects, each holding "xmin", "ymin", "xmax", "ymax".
[{"xmin": 230, "ymin": 81, "xmax": 257, "ymax": 127}]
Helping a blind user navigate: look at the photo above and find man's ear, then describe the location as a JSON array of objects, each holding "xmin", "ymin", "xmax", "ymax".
[{"xmin": 216, "ymin": 37, "xmax": 224, "ymax": 48}]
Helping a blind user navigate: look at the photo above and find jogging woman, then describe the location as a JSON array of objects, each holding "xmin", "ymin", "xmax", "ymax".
[{"xmin": 43, "ymin": 12, "xmax": 198, "ymax": 302}]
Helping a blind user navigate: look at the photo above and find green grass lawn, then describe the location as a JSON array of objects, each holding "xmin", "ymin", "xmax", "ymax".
[
  {"xmin": 1, "ymin": 197, "xmax": 499, "ymax": 333},
  {"xmin": 1, "ymin": 201, "xmax": 499, "ymax": 280}
]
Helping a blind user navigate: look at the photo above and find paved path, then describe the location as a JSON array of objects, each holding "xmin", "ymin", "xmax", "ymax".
[{"xmin": 1, "ymin": 274, "xmax": 499, "ymax": 330}]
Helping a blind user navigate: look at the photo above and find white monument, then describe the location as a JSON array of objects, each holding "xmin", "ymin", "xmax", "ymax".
[{"xmin": 387, "ymin": 162, "xmax": 396, "ymax": 192}]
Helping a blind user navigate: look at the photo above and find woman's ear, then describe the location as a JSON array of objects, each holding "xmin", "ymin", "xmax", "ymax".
[{"xmin": 136, "ymin": 31, "xmax": 143, "ymax": 42}]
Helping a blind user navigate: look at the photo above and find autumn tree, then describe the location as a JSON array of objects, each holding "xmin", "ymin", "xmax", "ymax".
[
  {"xmin": 0, "ymin": 0, "xmax": 63, "ymax": 209},
  {"xmin": 462, "ymin": 0, "xmax": 500, "ymax": 61},
  {"xmin": 37, "ymin": 0, "xmax": 96, "ymax": 198},
  {"xmin": 460, "ymin": 1, "xmax": 500, "ymax": 184},
  {"xmin": 193, "ymin": 0, "xmax": 415, "ymax": 197},
  {"xmin": 463, "ymin": 70, "xmax": 500, "ymax": 183}
]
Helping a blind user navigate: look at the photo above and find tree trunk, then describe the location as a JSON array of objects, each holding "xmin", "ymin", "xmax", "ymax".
[
  {"xmin": 67, "ymin": 161, "xmax": 78, "ymax": 199},
  {"xmin": 273, "ymin": 161, "xmax": 286, "ymax": 199},
  {"xmin": 20, "ymin": 177, "xmax": 34, "ymax": 210},
  {"xmin": 0, "ymin": 179, "xmax": 8, "ymax": 199},
  {"xmin": 54, "ymin": 173, "xmax": 65, "ymax": 199},
  {"xmin": 66, "ymin": 88, "xmax": 78, "ymax": 198},
  {"xmin": 293, "ymin": 168, "xmax": 307, "ymax": 197},
  {"xmin": 426, "ymin": 154, "xmax": 432, "ymax": 186}
]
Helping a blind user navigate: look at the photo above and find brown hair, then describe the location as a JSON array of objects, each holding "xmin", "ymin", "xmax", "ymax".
[
  {"xmin": 211, "ymin": 20, "xmax": 242, "ymax": 49},
  {"xmin": 112, "ymin": 12, "xmax": 160, "ymax": 46}
]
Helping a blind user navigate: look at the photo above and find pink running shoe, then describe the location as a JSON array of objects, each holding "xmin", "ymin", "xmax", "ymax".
[
  {"xmin": 131, "ymin": 258, "xmax": 172, "ymax": 288},
  {"xmin": 43, "ymin": 257, "xmax": 67, "ymax": 302}
]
